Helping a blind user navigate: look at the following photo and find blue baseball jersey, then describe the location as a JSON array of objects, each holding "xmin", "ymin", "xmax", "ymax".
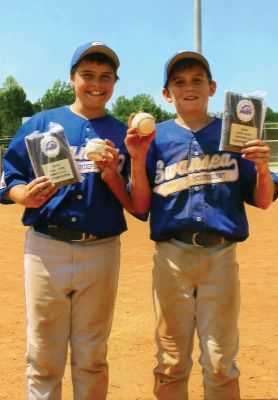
[
  {"xmin": 0, "ymin": 106, "xmax": 129, "ymax": 237},
  {"xmin": 146, "ymin": 118, "xmax": 278, "ymax": 242}
]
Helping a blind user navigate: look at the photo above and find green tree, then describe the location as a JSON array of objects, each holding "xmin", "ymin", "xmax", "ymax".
[
  {"xmin": 0, "ymin": 76, "xmax": 34, "ymax": 137},
  {"xmin": 265, "ymin": 107, "xmax": 278, "ymax": 122},
  {"xmin": 110, "ymin": 93, "xmax": 176, "ymax": 124},
  {"xmin": 34, "ymin": 79, "xmax": 75, "ymax": 112}
]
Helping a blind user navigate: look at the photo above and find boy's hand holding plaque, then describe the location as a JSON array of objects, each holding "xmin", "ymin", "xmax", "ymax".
[
  {"xmin": 219, "ymin": 91, "xmax": 265, "ymax": 153},
  {"xmin": 25, "ymin": 123, "xmax": 81, "ymax": 187}
]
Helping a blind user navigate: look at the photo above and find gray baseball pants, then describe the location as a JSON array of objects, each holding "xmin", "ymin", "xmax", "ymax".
[
  {"xmin": 24, "ymin": 229, "xmax": 120, "ymax": 400},
  {"xmin": 153, "ymin": 239, "xmax": 241, "ymax": 400}
]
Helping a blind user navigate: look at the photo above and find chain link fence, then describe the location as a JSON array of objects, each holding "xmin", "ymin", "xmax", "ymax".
[
  {"xmin": 263, "ymin": 123, "xmax": 278, "ymax": 172},
  {"xmin": 0, "ymin": 138, "xmax": 13, "ymax": 176}
]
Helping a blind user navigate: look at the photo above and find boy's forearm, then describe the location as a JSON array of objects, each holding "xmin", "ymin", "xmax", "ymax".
[
  {"xmin": 102, "ymin": 172, "xmax": 138, "ymax": 214},
  {"xmin": 254, "ymin": 169, "xmax": 275, "ymax": 209},
  {"xmin": 6, "ymin": 185, "xmax": 27, "ymax": 206},
  {"xmin": 103, "ymin": 161, "xmax": 151, "ymax": 215},
  {"xmin": 130, "ymin": 157, "xmax": 151, "ymax": 214}
]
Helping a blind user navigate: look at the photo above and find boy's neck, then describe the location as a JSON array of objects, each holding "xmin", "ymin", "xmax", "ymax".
[
  {"xmin": 70, "ymin": 103, "xmax": 106, "ymax": 120},
  {"xmin": 175, "ymin": 114, "xmax": 214, "ymax": 133}
]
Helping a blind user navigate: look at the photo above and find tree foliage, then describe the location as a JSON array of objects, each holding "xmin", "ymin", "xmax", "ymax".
[
  {"xmin": 265, "ymin": 107, "xmax": 278, "ymax": 122},
  {"xmin": 110, "ymin": 93, "xmax": 176, "ymax": 124},
  {"xmin": 1, "ymin": 75, "xmax": 278, "ymax": 138},
  {"xmin": 0, "ymin": 76, "xmax": 34, "ymax": 137},
  {"xmin": 34, "ymin": 79, "xmax": 75, "ymax": 112}
]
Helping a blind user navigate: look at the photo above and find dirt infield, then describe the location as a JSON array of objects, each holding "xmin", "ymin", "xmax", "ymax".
[{"xmin": 0, "ymin": 203, "xmax": 277, "ymax": 400}]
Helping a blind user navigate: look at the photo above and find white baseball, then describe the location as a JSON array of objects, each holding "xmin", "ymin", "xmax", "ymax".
[
  {"xmin": 85, "ymin": 138, "xmax": 112, "ymax": 161},
  {"xmin": 131, "ymin": 112, "xmax": 156, "ymax": 136}
]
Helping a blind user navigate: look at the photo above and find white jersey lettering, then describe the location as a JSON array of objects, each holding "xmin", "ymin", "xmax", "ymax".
[
  {"xmin": 155, "ymin": 160, "xmax": 165, "ymax": 184},
  {"xmin": 72, "ymin": 146, "xmax": 125, "ymax": 174},
  {"xmin": 153, "ymin": 154, "xmax": 239, "ymax": 197}
]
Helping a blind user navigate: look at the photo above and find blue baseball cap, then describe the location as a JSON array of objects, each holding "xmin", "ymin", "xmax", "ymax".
[
  {"xmin": 70, "ymin": 41, "xmax": 120, "ymax": 73},
  {"xmin": 163, "ymin": 50, "xmax": 212, "ymax": 87}
]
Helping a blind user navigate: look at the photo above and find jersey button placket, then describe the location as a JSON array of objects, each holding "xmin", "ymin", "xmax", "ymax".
[{"xmin": 189, "ymin": 138, "xmax": 203, "ymax": 226}]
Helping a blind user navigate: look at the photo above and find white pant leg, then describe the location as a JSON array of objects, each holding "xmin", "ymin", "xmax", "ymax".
[
  {"xmin": 24, "ymin": 230, "xmax": 120, "ymax": 400},
  {"xmin": 196, "ymin": 242, "xmax": 241, "ymax": 400},
  {"xmin": 24, "ymin": 229, "xmax": 73, "ymax": 400},
  {"xmin": 153, "ymin": 240, "xmax": 198, "ymax": 400},
  {"xmin": 70, "ymin": 236, "xmax": 120, "ymax": 400}
]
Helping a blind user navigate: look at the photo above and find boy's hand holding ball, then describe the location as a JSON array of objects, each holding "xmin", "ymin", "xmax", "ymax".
[
  {"xmin": 85, "ymin": 138, "xmax": 113, "ymax": 161},
  {"xmin": 125, "ymin": 112, "xmax": 156, "ymax": 161},
  {"xmin": 131, "ymin": 112, "xmax": 156, "ymax": 136}
]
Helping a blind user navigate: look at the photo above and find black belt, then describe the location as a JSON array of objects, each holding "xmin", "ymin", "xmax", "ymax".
[
  {"xmin": 174, "ymin": 231, "xmax": 226, "ymax": 247},
  {"xmin": 33, "ymin": 224, "xmax": 99, "ymax": 243}
]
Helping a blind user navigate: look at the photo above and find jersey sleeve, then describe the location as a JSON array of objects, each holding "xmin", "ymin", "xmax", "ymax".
[
  {"xmin": 270, "ymin": 171, "xmax": 278, "ymax": 201},
  {"xmin": 0, "ymin": 123, "xmax": 35, "ymax": 203}
]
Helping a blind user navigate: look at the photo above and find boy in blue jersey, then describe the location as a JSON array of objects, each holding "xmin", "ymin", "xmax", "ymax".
[
  {"xmin": 126, "ymin": 51, "xmax": 278, "ymax": 399},
  {"xmin": 0, "ymin": 41, "xmax": 146, "ymax": 400}
]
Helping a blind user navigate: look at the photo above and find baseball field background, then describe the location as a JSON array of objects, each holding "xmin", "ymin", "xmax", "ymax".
[{"xmin": 0, "ymin": 203, "xmax": 277, "ymax": 399}]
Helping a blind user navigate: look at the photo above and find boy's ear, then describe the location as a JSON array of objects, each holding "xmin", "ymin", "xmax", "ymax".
[
  {"xmin": 162, "ymin": 87, "xmax": 172, "ymax": 103},
  {"xmin": 209, "ymin": 80, "xmax": 217, "ymax": 97},
  {"xmin": 70, "ymin": 74, "xmax": 75, "ymax": 86}
]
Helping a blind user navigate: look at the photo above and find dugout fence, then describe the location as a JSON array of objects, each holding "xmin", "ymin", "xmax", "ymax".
[
  {"xmin": 263, "ymin": 123, "xmax": 278, "ymax": 172},
  {"xmin": 0, "ymin": 137, "xmax": 13, "ymax": 176}
]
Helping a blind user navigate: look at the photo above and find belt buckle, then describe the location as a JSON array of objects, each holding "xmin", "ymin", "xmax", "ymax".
[
  {"xmin": 71, "ymin": 233, "xmax": 98, "ymax": 243},
  {"xmin": 192, "ymin": 232, "xmax": 204, "ymax": 247},
  {"xmin": 71, "ymin": 232, "xmax": 88, "ymax": 243}
]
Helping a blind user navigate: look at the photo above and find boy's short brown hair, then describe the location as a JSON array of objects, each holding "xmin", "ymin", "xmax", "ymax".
[
  {"xmin": 70, "ymin": 41, "xmax": 120, "ymax": 80},
  {"xmin": 70, "ymin": 52, "xmax": 119, "ymax": 81},
  {"xmin": 164, "ymin": 50, "xmax": 212, "ymax": 88}
]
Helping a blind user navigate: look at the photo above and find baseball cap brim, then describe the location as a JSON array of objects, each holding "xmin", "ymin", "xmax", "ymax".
[
  {"xmin": 70, "ymin": 41, "xmax": 120, "ymax": 72},
  {"xmin": 163, "ymin": 50, "xmax": 212, "ymax": 87}
]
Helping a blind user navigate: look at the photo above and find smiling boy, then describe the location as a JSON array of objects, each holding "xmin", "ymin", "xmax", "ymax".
[
  {"xmin": 70, "ymin": 52, "xmax": 117, "ymax": 119},
  {"xmin": 126, "ymin": 50, "xmax": 278, "ymax": 399},
  {"xmin": 0, "ymin": 41, "xmax": 139, "ymax": 400}
]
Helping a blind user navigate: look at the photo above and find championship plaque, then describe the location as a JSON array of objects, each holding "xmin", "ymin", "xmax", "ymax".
[
  {"xmin": 219, "ymin": 91, "xmax": 265, "ymax": 153},
  {"xmin": 25, "ymin": 123, "xmax": 81, "ymax": 187}
]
